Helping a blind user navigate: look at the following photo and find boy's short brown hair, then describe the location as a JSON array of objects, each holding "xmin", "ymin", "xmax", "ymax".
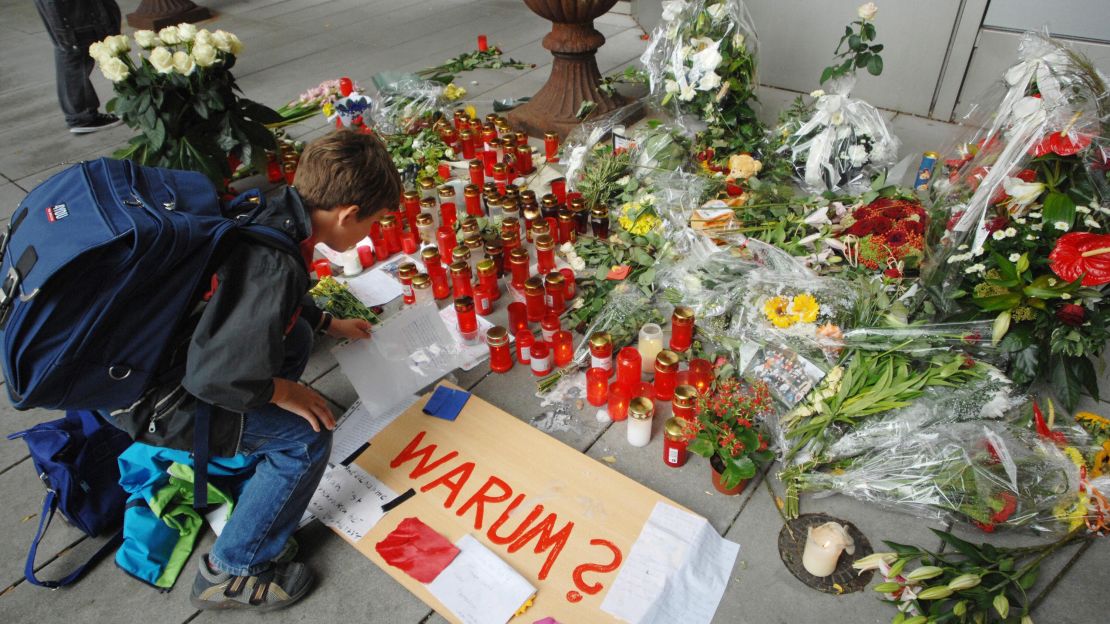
[{"xmin": 293, "ymin": 130, "xmax": 402, "ymax": 219}]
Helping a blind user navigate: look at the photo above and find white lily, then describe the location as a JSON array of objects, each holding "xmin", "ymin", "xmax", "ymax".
[
  {"xmin": 803, "ymin": 206, "xmax": 831, "ymax": 226},
  {"xmin": 1002, "ymin": 176, "xmax": 1044, "ymax": 209}
]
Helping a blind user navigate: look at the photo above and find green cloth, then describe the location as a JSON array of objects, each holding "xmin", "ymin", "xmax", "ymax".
[{"xmin": 146, "ymin": 462, "xmax": 236, "ymax": 588}]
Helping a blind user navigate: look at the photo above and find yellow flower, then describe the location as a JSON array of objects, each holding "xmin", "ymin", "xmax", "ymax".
[
  {"xmin": 444, "ymin": 83, "xmax": 467, "ymax": 101},
  {"xmin": 1076, "ymin": 411, "xmax": 1110, "ymax": 432},
  {"xmin": 791, "ymin": 293, "xmax": 820, "ymax": 323},
  {"xmin": 1093, "ymin": 441, "xmax": 1110, "ymax": 477},
  {"xmin": 764, "ymin": 296, "xmax": 798, "ymax": 328},
  {"xmin": 1063, "ymin": 446, "xmax": 1086, "ymax": 470},
  {"xmin": 322, "ymin": 102, "xmax": 334, "ymax": 117},
  {"xmin": 617, "ymin": 202, "xmax": 661, "ymax": 235},
  {"xmin": 464, "ymin": 105, "xmax": 477, "ymax": 120},
  {"xmin": 1053, "ymin": 494, "xmax": 1090, "ymax": 532}
]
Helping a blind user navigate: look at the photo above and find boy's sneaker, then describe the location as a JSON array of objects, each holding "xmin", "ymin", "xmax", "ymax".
[
  {"xmin": 69, "ymin": 114, "xmax": 123, "ymax": 134},
  {"xmin": 190, "ymin": 555, "xmax": 315, "ymax": 612}
]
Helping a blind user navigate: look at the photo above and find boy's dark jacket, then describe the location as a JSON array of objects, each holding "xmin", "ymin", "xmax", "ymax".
[{"xmin": 109, "ymin": 187, "xmax": 324, "ymax": 456}]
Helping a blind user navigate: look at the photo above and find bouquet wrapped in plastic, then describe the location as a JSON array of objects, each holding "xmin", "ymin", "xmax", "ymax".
[
  {"xmin": 918, "ymin": 31, "xmax": 1110, "ymax": 409},
  {"xmin": 778, "ymin": 76, "xmax": 900, "ymax": 193},
  {"xmin": 640, "ymin": 0, "xmax": 763, "ymax": 154},
  {"xmin": 369, "ymin": 72, "xmax": 451, "ymax": 135},
  {"xmin": 794, "ymin": 421, "xmax": 1083, "ymax": 534}
]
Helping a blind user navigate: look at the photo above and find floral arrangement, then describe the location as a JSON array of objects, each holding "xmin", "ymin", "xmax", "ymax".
[
  {"xmin": 309, "ymin": 276, "xmax": 380, "ymax": 325},
  {"xmin": 684, "ymin": 379, "xmax": 774, "ymax": 489},
  {"xmin": 762, "ymin": 293, "xmax": 821, "ymax": 329},
  {"xmin": 839, "ymin": 196, "xmax": 927, "ymax": 276},
  {"xmin": 90, "ymin": 25, "xmax": 281, "ymax": 184},
  {"xmin": 383, "ymin": 125, "xmax": 454, "ymax": 184},
  {"xmin": 641, "ymin": 0, "xmax": 764, "ymax": 156},
  {"xmin": 856, "ymin": 527, "xmax": 1089, "ymax": 624},
  {"xmin": 272, "ymin": 77, "xmax": 362, "ymax": 128}
]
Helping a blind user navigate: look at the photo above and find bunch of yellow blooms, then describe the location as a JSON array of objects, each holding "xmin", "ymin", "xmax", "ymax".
[{"xmin": 763, "ymin": 293, "xmax": 820, "ymax": 328}]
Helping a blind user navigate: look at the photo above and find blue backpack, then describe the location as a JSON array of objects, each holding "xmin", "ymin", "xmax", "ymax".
[{"xmin": 0, "ymin": 157, "xmax": 299, "ymax": 411}]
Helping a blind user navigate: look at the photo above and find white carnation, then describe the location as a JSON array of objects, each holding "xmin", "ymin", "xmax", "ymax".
[
  {"xmin": 661, "ymin": 0, "xmax": 688, "ymax": 23},
  {"xmin": 706, "ymin": 2, "xmax": 726, "ymax": 21},
  {"xmin": 172, "ymin": 50, "xmax": 196, "ymax": 75},
  {"xmin": 847, "ymin": 144, "xmax": 868, "ymax": 167},
  {"xmin": 664, "ymin": 79, "xmax": 679, "ymax": 94},
  {"xmin": 148, "ymin": 46, "xmax": 174, "ymax": 74},
  {"xmin": 158, "ymin": 26, "xmax": 180, "ymax": 45},
  {"xmin": 133, "ymin": 30, "xmax": 158, "ymax": 48},
  {"xmin": 1008, "ymin": 253, "xmax": 1020, "ymax": 262},
  {"xmin": 99, "ymin": 57, "xmax": 130, "ymax": 83},
  {"xmin": 810, "ymin": 89, "xmax": 826, "ymax": 98}
]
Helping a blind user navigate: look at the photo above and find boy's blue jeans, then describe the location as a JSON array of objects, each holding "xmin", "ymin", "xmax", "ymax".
[{"xmin": 208, "ymin": 318, "xmax": 332, "ymax": 576}]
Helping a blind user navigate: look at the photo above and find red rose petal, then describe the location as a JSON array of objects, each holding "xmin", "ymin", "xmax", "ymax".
[{"xmin": 375, "ymin": 517, "xmax": 460, "ymax": 583}]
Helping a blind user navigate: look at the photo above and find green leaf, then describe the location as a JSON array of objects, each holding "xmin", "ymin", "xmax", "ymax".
[
  {"xmin": 1050, "ymin": 356, "xmax": 1082, "ymax": 411},
  {"xmin": 1069, "ymin": 354, "xmax": 1100, "ymax": 401},
  {"xmin": 239, "ymin": 100, "xmax": 283, "ymax": 125},
  {"xmin": 1043, "ymin": 191, "xmax": 1076, "ymax": 229},
  {"xmin": 867, "ymin": 56, "xmax": 884, "ymax": 76},
  {"xmin": 147, "ymin": 117, "xmax": 166, "ymax": 151},
  {"xmin": 849, "ymin": 34, "xmax": 862, "ymax": 51},
  {"xmin": 855, "ymin": 53, "xmax": 871, "ymax": 68},
  {"xmin": 688, "ymin": 438, "xmax": 714, "ymax": 458},
  {"xmin": 929, "ymin": 529, "xmax": 983, "ymax": 561},
  {"xmin": 972, "ymin": 292, "xmax": 1021, "ymax": 311}
]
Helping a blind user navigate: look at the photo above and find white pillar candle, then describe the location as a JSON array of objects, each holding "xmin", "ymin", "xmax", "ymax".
[
  {"xmin": 627, "ymin": 397, "xmax": 653, "ymax": 447},
  {"xmin": 638, "ymin": 323, "xmax": 664, "ymax": 374},
  {"xmin": 802, "ymin": 522, "xmax": 855, "ymax": 577},
  {"xmin": 341, "ymin": 249, "xmax": 363, "ymax": 276}
]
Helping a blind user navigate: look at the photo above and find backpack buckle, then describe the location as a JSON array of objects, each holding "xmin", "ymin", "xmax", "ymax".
[{"xmin": 0, "ymin": 265, "xmax": 21, "ymax": 325}]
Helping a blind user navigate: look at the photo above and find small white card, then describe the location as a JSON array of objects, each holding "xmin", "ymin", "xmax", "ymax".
[
  {"xmin": 427, "ymin": 535, "xmax": 536, "ymax": 624},
  {"xmin": 306, "ymin": 464, "xmax": 396, "ymax": 543}
]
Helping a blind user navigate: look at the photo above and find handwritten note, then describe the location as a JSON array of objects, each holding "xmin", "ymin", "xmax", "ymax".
[
  {"xmin": 600, "ymin": 502, "xmax": 739, "ymax": 624},
  {"xmin": 427, "ymin": 534, "xmax": 537, "ymax": 624},
  {"xmin": 335, "ymin": 303, "xmax": 462, "ymax": 414},
  {"xmin": 306, "ymin": 464, "xmax": 397, "ymax": 543}
]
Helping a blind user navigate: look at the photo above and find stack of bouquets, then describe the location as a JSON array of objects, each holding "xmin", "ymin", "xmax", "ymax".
[
  {"xmin": 640, "ymin": 0, "xmax": 764, "ymax": 155},
  {"xmin": 778, "ymin": 76, "xmax": 900, "ymax": 193},
  {"xmin": 920, "ymin": 30, "xmax": 1110, "ymax": 410},
  {"xmin": 794, "ymin": 420, "xmax": 1084, "ymax": 534}
]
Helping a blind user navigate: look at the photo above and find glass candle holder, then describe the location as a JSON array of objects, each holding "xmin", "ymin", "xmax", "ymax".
[
  {"xmin": 460, "ymin": 130, "xmax": 476, "ymax": 159},
  {"xmin": 418, "ymin": 176, "xmax": 437, "ymax": 200},
  {"xmin": 464, "ymin": 185, "xmax": 483, "ymax": 217},
  {"xmin": 586, "ymin": 367, "xmax": 609, "ymax": 407},
  {"xmin": 589, "ymin": 332, "xmax": 613, "ymax": 375},
  {"xmin": 557, "ymin": 210, "xmax": 576, "ymax": 245},
  {"xmin": 663, "ymin": 418, "xmax": 688, "ymax": 467},
  {"xmin": 653, "ymin": 350, "xmax": 679, "ymax": 401},
  {"xmin": 608, "ymin": 383, "xmax": 631, "ymax": 421},
  {"xmin": 476, "ymin": 259, "xmax": 501, "ymax": 302},
  {"xmin": 438, "ymin": 190, "xmax": 458, "ymax": 230},
  {"xmin": 403, "ymin": 189, "xmax": 420, "ymax": 216},
  {"xmin": 638, "ymin": 323, "xmax": 664, "ymax": 374},
  {"xmin": 370, "ymin": 223, "xmax": 389, "ymax": 261},
  {"xmin": 552, "ymin": 330, "xmax": 574, "ymax": 367},
  {"xmin": 449, "ymin": 261, "xmax": 473, "ymax": 299},
  {"xmin": 540, "ymin": 313, "xmax": 561, "ymax": 344},
  {"xmin": 688, "ymin": 358, "xmax": 714, "ymax": 394},
  {"xmin": 312, "ymin": 258, "xmax": 332, "ymax": 279},
  {"xmin": 485, "ymin": 241, "xmax": 505, "ymax": 276},
  {"xmin": 475, "ymin": 285, "xmax": 495, "ymax": 317},
  {"xmin": 398, "ymin": 262, "xmax": 418, "ymax": 305},
  {"xmin": 477, "ymin": 34, "xmax": 489, "ymax": 52},
  {"xmin": 482, "ymin": 149, "xmax": 497, "ymax": 177},
  {"xmin": 416, "ymin": 213, "xmax": 436, "ymax": 245},
  {"xmin": 436, "ymin": 226, "xmax": 457, "ymax": 262},
  {"xmin": 530, "ymin": 341, "xmax": 552, "ymax": 376},
  {"xmin": 507, "ymin": 302, "xmax": 528, "ymax": 335},
  {"xmin": 455, "ymin": 296, "xmax": 479, "ymax": 344},
  {"xmin": 627, "ymin": 397, "xmax": 654, "ymax": 447},
  {"xmin": 544, "ymin": 273, "xmax": 566, "ymax": 315},
  {"xmin": 569, "ymin": 197, "xmax": 588, "ymax": 234},
  {"xmin": 487, "ymin": 326, "xmax": 512, "ymax": 373},
  {"xmin": 590, "ymin": 206, "xmax": 610, "ymax": 238},
  {"xmin": 540, "ymin": 194, "xmax": 559, "ymax": 219},
  {"xmin": 535, "ymin": 234, "xmax": 556, "ymax": 275},
  {"xmin": 515, "ymin": 330, "xmax": 534, "ymax": 365},
  {"xmin": 411, "ymin": 273, "xmax": 432, "ymax": 305},
  {"xmin": 469, "ymin": 159, "xmax": 484, "ymax": 187},
  {"xmin": 357, "ymin": 245, "xmax": 375, "ymax": 269},
  {"xmin": 615, "ymin": 347, "xmax": 642, "ymax": 391},
  {"xmin": 550, "ymin": 177, "xmax": 567, "ymax": 205},
  {"xmin": 543, "ymin": 131, "xmax": 559, "ymax": 162},
  {"xmin": 523, "ymin": 276, "xmax": 546, "ymax": 322},
  {"xmin": 670, "ymin": 305, "xmax": 695, "ymax": 352},
  {"xmin": 508, "ymin": 247, "xmax": 531, "ymax": 289},
  {"xmin": 559, "ymin": 268, "xmax": 576, "ymax": 300},
  {"xmin": 672, "ymin": 385, "xmax": 698, "ymax": 422}
]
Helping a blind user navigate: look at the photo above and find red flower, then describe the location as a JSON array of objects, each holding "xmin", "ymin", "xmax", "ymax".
[
  {"xmin": 985, "ymin": 215, "xmax": 1009, "ymax": 233},
  {"xmin": 881, "ymin": 207, "xmax": 906, "ymax": 219},
  {"xmin": 1033, "ymin": 131, "xmax": 1093, "ymax": 157},
  {"xmin": 1057, "ymin": 303, "xmax": 1086, "ymax": 327},
  {"xmin": 990, "ymin": 492, "xmax": 1018, "ymax": 524},
  {"xmin": 899, "ymin": 219, "xmax": 925, "ymax": 235},
  {"xmin": 884, "ymin": 229, "xmax": 909, "ymax": 247},
  {"xmin": 883, "ymin": 267, "xmax": 903, "ymax": 279},
  {"xmin": 870, "ymin": 217, "xmax": 894, "ymax": 235},
  {"xmin": 1049, "ymin": 232, "xmax": 1110, "ymax": 286},
  {"xmin": 946, "ymin": 211, "xmax": 965, "ymax": 231},
  {"xmin": 1015, "ymin": 168, "xmax": 1037, "ymax": 182},
  {"xmin": 725, "ymin": 183, "xmax": 745, "ymax": 197}
]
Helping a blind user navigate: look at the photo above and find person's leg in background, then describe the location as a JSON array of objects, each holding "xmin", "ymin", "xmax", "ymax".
[
  {"xmin": 33, "ymin": 0, "xmax": 123, "ymax": 133},
  {"xmin": 193, "ymin": 319, "xmax": 332, "ymax": 611}
]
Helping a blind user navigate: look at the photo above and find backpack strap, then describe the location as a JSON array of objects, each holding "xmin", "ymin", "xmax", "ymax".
[
  {"xmin": 193, "ymin": 401, "xmax": 213, "ymax": 510},
  {"xmin": 24, "ymin": 488, "xmax": 122, "ymax": 588}
]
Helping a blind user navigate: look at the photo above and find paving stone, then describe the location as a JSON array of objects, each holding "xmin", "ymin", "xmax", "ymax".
[
  {"xmin": 1029, "ymin": 535, "xmax": 1110, "ymax": 623},
  {"xmin": 0, "ymin": 181, "xmax": 28, "ymax": 223}
]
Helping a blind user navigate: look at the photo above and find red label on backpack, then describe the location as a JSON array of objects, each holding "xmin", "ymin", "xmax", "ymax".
[{"xmin": 45, "ymin": 203, "xmax": 69, "ymax": 222}]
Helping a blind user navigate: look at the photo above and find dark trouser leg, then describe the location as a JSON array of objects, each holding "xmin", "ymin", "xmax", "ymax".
[{"xmin": 55, "ymin": 45, "xmax": 100, "ymax": 126}]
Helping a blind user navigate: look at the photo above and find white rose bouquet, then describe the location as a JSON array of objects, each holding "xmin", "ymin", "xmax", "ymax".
[
  {"xmin": 89, "ymin": 24, "xmax": 280, "ymax": 185},
  {"xmin": 640, "ymin": 0, "xmax": 763, "ymax": 156}
]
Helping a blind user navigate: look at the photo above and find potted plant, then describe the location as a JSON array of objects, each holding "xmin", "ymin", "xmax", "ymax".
[{"xmin": 686, "ymin": 379, "xmax": 773, "ymax": 495}]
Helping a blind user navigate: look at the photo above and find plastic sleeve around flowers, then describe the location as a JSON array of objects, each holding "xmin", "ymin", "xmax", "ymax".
[
  {"xmin": 368, "ymin": 71, "xmax": 449, "ymax": 135},
  {"xmin": 778, "ymin": 76, "xmax": 901, "ymax": 194},
  {"xmin": 838, "ymin": 320, "xmax": 1006, "ymax": 364},
  {"xmin": 563, "ymin": 102, "xmax": 645, "ymax": 192},
  {"xmin": 795, "ymin": 421, "xmax": 1083, "ymax": 534},
  {"xmin": 920, "ymin": 30, "xmax": 1108, "ymax": 310}
]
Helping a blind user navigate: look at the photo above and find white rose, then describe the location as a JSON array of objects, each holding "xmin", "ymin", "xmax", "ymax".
[
  {"xmin": 223, "ymin": 31, "xmax": 243, "ymax": 55},
  {"xmin": 664, "ymin": 79, "xmax": 679, "ymax": 94},
  {"xmin": 192, "ymin": 43, "xmax": 217, "ymax": 68},
  {"xmin": 158, "ymin": 26, "xmax": 180, "ymax": 45},
  {"xmin": 691, "ymin": 41, "xmax": 723, "ymax": 74},
  {"xmin": 679, "ymin": 84, "xmax": 697, "ymax": 101},
  {"xmin": 148, "ymin": 46, "xmax": 175, "ymax": 74},
  {"xmin": 1001, "ymin": 177, "xmax": 1044, "ymax": 208},
  {"xmin": 177, "ymin": 23, "xmax": 197, "ymax": 42},
  {"xmin": 107, "ymin": 34, "xmax": 130, "ymax": 54},
  {"xmin": 172, "ymin": 50, "xmax": 196, "ymax": 75},
  {"xmin": 847, "ymin": 144, "xmax": 868, "ymax": 167},
  {"xmin": 570, "ymin": 256, "xmax": 586, "ymax": 272},
  {"xmin": 88, "ymin": 41, "xmax": 111, "ymax": 63},
  {"xmin": 133, "ymin": 30, "xmax": 158, "ymax": 48},
  {"xmin": 194, "ymin": 29, "xmax": 212, "ymax": 47},
  {"xmin": 706, "ymin": 2, "xmax": 726, "ymax": 21},
  {"xmin": 99, "ymin": 57, "xmax": 130, "ymax": 83},
  {"xmin": 810, "ymin": 89, "xmax": 826, "ymax": 98},
  {"xmin": 991, "ymin": 230, "xmax": 1006, "ymax": 241},
  {"xmin": 858, "ymin": 2, "xmax": 878, "ymax": 21},
  {"xmin": 210, "ymin": 30, "xmax": 231, "ymax": 53},
  {"xmin": 661, "ymin": 0, "xmax": 688, "ymax": 23},
  {"xmin": 697, "ymin": 71, "xmax": 721, "ymax": 91},
  {"xmin": 732, "ymin": 32, "xmax": 745, "ymax": 49},
  {"xmin": 1004, "ymin": 227, "xmax": 1017, "ymax": 237}
]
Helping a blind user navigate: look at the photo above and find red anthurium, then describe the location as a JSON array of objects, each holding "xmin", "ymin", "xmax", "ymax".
[
  {"xmin": 1033, "ymin": 401, "xmax": 1068, "ymax": 446},
  {"xmin": 1032, "ymin": 131, "xmax": 1093, "ymax": 157},
  {"xmin": 1049, "ymin": 232, "xmax": 1110, "ymax": 286}
]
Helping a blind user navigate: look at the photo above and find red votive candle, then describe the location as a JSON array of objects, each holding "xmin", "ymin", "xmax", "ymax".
[
  {"xmin": 468, "ymin": 159, "xmax": 485, "ymax": 187},
  {"xmin": 540, "ymin": 313, "xmax": 561, "ymax": 344},
  {"xmin": 653, "ymin": 350, "xmax": 679, "ymax": 401},
  {"xmin": 357, "ymin": 245, "xmax": 375, "ymax": 269},
  {"xmin": 544, "ymin": 131, "xmax": 559, "ymax": 163},
  {"xmin": 508, "ymin": 247, "xmax": 530, "ymax": 289},
  {"xmin": 402, "ymin": 231, "xmax": 419, "ymax": 255},
  {"xmin": 476, "ymin": 259, "xmax": 500, "ymax": 302},
  {"xmin": 449, "ymin": 261, "xmax": 473, "ymax": 298},
  {"xmin": 552, "ymin": 330, "xmax": 573, "ymax": 366},
  {"xmin": 507, "ymin": 302, "xmax": 528, "ymax": 335},
  {"xmin": 464, "ymin": 185, "xmax": 483, "ymax": 217},
  {"xmin": 477, "ymin": 35, "xmax": 489, "ymax": 52},
  {"xmin": 688, "ymin": 358, "xmax": 713, "ymax": 394},
  {"xmin": 516, "ymin": 330, "xmax": 534, "ymax": 365},
  {"xmin": 550, "ymin": 177, "xmax": 567, "ymax": 205},
  {"xmin": 487, "ymin": 326, "xmax": 512, "ymax": 373},
  {"xmin": 523, "ymin": 276, "xmax": 546, "ymax": 322},
  {"xmin": 663, "ymin": 418, "xmax": 688, "ymax": 467},
  {"xmin": 438, "ymin": 161, "xmax": 452, "ymax": 180},
  {"xmin": 398, "ymin": 262, "xmax": 418, "ymax": 305},
  {"xmin": 530, "ymin": 341, "xmax": 552, "ymax": 376},
  {"xmin": 482, "ymin": 149, "xmax": 497, "ymax": 177},
  {"xmin": 370, "ymin": 222, "xmax": 389, "ymax": 261},
  {"xmin": 586, "ymin": 367, "xmax": 609, "ymax": 407},
  {"xmin": 437, "ymin": 226, "xmax": 457, "ymax": 262},
  {"xmin": 381, "ymin": 214, "xmax": 402, "ymax": 254},
  {"xmin": 313, "ymin": 259, "xmax": 332, "ymax": 279},
  {"xmin": 559, "ymin": 268, "xmax": 576, "ymax": 299},
  {"xmin": 670, "ymin": 306, "xmax": 695, "ymax": 352},
  {"xmin": 589, "ymin": 332, "xmax": 613, "ymax": 376},
  {"xmin": 616, "ymin": 347, "xmax": 642, "ymax": 391},
  {"xmin": 455, "ymin": 296, "xmax": 479, "ymax": 343},
  {"xmin": 544, "ymin": 272, "xmax": 566, "ymax": 314},
  {"xmin": 608, "ymin": 383, "xmax": 631, "ymax": 421},
  {"xmin": 535, "ymin": 234, "xmax": 556, "ymax": 275}
]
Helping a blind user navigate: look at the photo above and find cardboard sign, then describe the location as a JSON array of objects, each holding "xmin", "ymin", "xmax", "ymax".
[{"xmin": 345, "ymin": 384, "xmax": 693, "ymax": 623}]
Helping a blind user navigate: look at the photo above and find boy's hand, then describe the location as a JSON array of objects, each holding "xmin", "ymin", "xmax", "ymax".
[
  {"xmin": 327, "ymin": 317, "xmax": 373, "ymax": 341},
  {"xmin": 271, "ymin": 378, "xmax": 336, "ymax": 432}
]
